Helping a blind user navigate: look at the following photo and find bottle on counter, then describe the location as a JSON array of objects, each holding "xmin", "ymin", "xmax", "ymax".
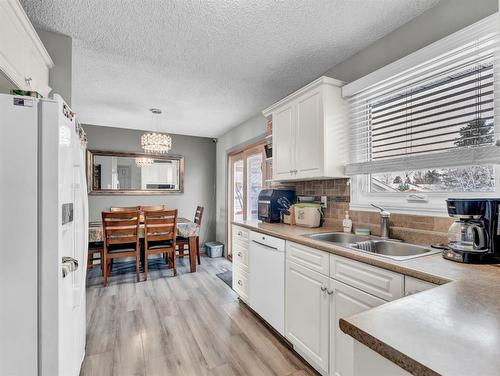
[{"xmin": 343, "ymin": 211, "xmax": 352, "ymax": 233}]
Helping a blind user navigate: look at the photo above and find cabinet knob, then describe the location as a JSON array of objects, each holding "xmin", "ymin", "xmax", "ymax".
[
  {"xmin": 237, "ymin": 252, "xmax": 242, "ymax": 257},
  {"xmin": 320, "ymin": 285, "xmax": 327, "ymax": 292},
  {"xmin": 238, "ymin": 231, "xmax": 242, "ymax": 236},
  {"xmin": 327, "ymin": 288, "xmax": 334, "ymax": 295},
  {"xmin": 238, "ymin": 280, "xmax": 243, "ymax": 286}
]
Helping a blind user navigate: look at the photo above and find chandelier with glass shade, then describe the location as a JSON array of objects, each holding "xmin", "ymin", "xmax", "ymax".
[{"xmin": 141, "ymin": 108, "xmax": 172, "ymax": 154}]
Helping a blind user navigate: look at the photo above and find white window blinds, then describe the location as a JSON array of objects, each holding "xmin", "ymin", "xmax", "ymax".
[{"xmin": 343, "ymin": 14, "xmax": 500, "ymax": 176}]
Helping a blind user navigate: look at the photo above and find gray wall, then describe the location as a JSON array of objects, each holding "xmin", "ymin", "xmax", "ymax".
[
  {"xmin": 215, "ymin": 114, "xmax": 267, "ymax": 244},
  {"xmin": 85, "ymin": 124, "xmax": 217, "ymax": 244},
  {"xmin": 214, "ymin": 0, "xmax": 498, "ymax": 245},
  {"xmin": 324, "ymin": 0, "xmax": 498, "ymax": 82},
  {"xmin": 37, "ymin": 29, "xmax": 73, "ymax": 105}
]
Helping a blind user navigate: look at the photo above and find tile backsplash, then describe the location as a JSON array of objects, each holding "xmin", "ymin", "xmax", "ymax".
[{"xmin": 273, "ymin": 178, "xmax": 452, "ymax": 245}]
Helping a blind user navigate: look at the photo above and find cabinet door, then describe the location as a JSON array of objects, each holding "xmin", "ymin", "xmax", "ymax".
[
  {"xmin": 330, "ymin": 279, "xmax": 386, "ymax": 376},
  {"xmin": 286, "ymin": 260, "xmax": 329, "ymax": 375},
  {"xmin": 273, "ymin": 104, "xmax": 295, "ymax": 179},
  {"xmin": 295, "ymin": 89, "xmax": 323, "ymax": 178},
  {"xmin": 404, "ymin": 276, "xmax": 436, "ymax": 296}
]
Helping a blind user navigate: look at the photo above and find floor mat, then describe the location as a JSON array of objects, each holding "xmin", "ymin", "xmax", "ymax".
[{"xmin": 216, "ymin": 270, "xmax": 232, "ymax": 288}]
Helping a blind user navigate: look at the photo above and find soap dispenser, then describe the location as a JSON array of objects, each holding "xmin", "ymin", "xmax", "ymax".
[{"xmin": 343, "ymin": 211, "xmax": 352, "ymax": 233}]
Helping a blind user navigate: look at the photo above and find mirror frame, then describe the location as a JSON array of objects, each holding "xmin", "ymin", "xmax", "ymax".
[{"xmin": 86, "ymin": 150, "xmax": 184, "ymax": 195}]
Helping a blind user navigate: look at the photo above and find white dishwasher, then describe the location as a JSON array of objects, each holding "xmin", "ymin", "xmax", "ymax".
[{"xmin": 249, "ymin": 231, "xmax": 286, "ymax": 335}]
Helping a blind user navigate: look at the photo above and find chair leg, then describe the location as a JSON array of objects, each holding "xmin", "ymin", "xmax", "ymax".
[
  {"xmin": 100, "ymin": 250, "xmax": 104, "ymax": 276},
  {"xmin": 171, "ymin": 251, "xmax": 177, "ymax": 276},
  {"xmin": 103, "ymin": 253, "xmax": 108, "ymax": 287},
  {"xmin": 196, "ymin": 237, "xmax": 201, "ymax": 265},
  {"xmin": 137, "ymin": 253, "xmax": 142, "ymax": 282}
]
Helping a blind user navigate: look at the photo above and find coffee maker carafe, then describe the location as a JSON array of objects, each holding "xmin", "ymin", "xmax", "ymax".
[
  {"xmin": 444, "ymin": 198, "xmax": 500, "ymax": 263},
  {"xmin": 448, "ymin": 219, "xmax": 487, "ymax": 252}
]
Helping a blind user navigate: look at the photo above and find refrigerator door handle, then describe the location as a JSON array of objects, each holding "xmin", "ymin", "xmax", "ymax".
[{"xmin": 62, "ymin": 256, "xmax": 79, "ymax": 278}]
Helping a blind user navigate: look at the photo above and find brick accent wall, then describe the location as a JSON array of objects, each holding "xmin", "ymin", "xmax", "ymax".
[{"xmin": 272, "ymin": 178, "xmax": 452, "ymax": 245}]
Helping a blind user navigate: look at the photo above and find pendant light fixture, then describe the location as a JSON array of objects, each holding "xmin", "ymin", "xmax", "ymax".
[{"xmin": 141, "ymin": 108, "xmax": 172, "ymax": 154}]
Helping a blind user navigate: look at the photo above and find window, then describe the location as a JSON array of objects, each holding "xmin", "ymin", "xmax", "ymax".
[{"xmin": 343, "ymin": 14, "xmax": 500, "ymax": 215}]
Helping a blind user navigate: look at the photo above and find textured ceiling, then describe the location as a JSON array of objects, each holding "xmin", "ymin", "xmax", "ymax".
[{"xmin": 21, "ymin": 0, "xmax": 439, "ymax": 137}]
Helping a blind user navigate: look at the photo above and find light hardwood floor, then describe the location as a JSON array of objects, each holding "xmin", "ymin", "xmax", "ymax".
[{"xmin": 82, "ymin": 256, "xmax": 318, "ymax": 376}]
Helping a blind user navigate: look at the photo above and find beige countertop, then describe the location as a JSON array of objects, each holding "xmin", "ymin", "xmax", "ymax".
[{"xmin": 233, "ymin": 220, "xmax": 500, "ymax": 376}]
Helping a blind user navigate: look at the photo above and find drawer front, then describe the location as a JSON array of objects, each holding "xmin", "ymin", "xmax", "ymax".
[
  {"xmin": 232, "ymin": 225, "xmax": 250, "ymax": 243},
  {"xmin": 286, "ymin": 241, "xmax": 330, "ymax": 276},
  {"xmin": 404, "ymin": 276, "xmax": 436, "ymax": 296},
  {"xmin": 233, "ymin": 265, "xmax": 249, "ymax": 303},
  {"xmin": 233, "ymin": 242, "xmax": 248, "ymax": 271},
  {"xmin": 330, "ymin": 255, "xmax": 403, "ymax": 301}
]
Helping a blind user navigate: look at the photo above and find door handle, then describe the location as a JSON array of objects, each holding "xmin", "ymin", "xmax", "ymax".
[
  {"xmin": 62, "ymin": 256, "xmax": 79, "ymax": 278},
  {"xmin": 251, "ymin": 240, "xmax": 279, "ymax": 251}
]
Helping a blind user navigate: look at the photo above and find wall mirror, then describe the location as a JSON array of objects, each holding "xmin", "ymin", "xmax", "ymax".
[{"xmin": 87, "ymin": 150, "xmax": 184, "ymax": 195}]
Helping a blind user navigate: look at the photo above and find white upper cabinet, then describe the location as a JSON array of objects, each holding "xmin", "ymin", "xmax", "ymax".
[
  {"xmin": 0, "ymin": 0, "xmax": 53, "ymax": 96},
  {"xmin": 263, "ymin": 76, "xmax": 348, "ymax": 181},
  {"xmin": 273, "ymin": 103, "xmax": 296, "ymax": 180}
]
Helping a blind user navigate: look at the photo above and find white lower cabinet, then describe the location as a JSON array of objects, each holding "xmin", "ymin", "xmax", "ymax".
[
  {"xmin": 353, "ymin": 341, "xmax": 411, "ymax": 376},
  {"xmin": 281, "ymin": 239, "xmax": 437, "ymax": 376},
  {"xmin": 232, "ymin": 264, "xmax": 249, "ymax": 303},
  {"xmin": 404, "ymin": 276, "xmax": 436, "ymax": 296},
  {"xmin": 232, "ymin": 225, "xmax": 250, "ymax": 303},
  {"xmin": 285, "ymin": 260, "xmax": 330, "ymax": 375},
  {"xmin": 329, "ymin": 279, "xmax": 386, "ymax": 376}
]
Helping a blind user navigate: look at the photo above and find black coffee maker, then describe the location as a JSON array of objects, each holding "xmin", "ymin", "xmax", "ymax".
[{"xmin": 444, "ymin": 198, "xmax": 500, "ymax": 263}]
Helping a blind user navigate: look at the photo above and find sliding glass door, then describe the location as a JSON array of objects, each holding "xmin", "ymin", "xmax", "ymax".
[
  {"xmin": 233, "ymin": 158, "xmax": 244, "ymax": 222},
  {"xmin": 228, "ymin": 143, "xmax": 265, "ymax": 258},
  {"xmin": 246, "ymin": 153, "xmax": 263, "ymax": 221}
]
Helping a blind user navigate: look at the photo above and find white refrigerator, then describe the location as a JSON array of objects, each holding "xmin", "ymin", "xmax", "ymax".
[{"xmin": 0, "ymin": 93, "xmax": 88, "ymax": 376}]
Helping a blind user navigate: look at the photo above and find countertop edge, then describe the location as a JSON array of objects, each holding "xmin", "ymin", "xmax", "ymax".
[{"xmin": 338, "ymin": 319, "xmax": 440, "ymax": 376}]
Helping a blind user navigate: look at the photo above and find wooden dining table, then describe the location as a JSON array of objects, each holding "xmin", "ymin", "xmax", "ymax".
[{"xmin": 88, "ymin": 217, "xmax": 201, "ymax": 272}]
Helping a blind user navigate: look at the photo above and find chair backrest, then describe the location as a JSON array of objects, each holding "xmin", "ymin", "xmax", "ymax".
[
  {"xmin": 194, "ymin": 206, "xmax": 204, "ymax": 226},
  {"xmin": 110, "ymin": 206, "xmax": 140, "ymax": 212},
  {"xmin": 140, "ymin": 205, "xmax": 165, "ymax": 211},
  {"xmin": 144, "ymin": 209, "xmax": 178, "ymax": 243},
  {"xmin": 102, "ymin": 210, "xmax": 140, "ymax": 247}
]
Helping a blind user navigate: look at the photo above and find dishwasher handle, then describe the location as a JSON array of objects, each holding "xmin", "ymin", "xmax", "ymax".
[{"xmin": 251, "ymin": 239, "xmax": 282, "ymax": 251}]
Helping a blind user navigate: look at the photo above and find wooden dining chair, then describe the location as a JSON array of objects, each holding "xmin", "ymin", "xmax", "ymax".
[
  {"xmin": 102, "ymin": 210, "xmax": 141, "ymax": 286},
  {"xmin": 143, "ymin": 209, "xmax": 178, "ymax": 280},
  {"xmin": 110, "ymin": 206, "xmax": 141, "ymax": 212},
  {"xmin": 140, "ymin": 205, "xmax": 165, "ymax": 211},
  {"xmin": 177, "ymin": 206, "xmax": 204, "ymax": 265}
]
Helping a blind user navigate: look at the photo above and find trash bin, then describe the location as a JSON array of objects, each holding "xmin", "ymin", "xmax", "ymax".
[{"xmin": 205, "ymin": 241, "xmax": 224, "ymax": 258}]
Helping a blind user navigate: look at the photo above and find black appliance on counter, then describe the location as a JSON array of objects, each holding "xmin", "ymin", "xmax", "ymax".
[
  {"xmin": 258, "ymin": 189, "xmax": 296, "ymax": 223},
  {"xmin": 444, "ymin": 198, "xmax": 500, "ymax": 263}
]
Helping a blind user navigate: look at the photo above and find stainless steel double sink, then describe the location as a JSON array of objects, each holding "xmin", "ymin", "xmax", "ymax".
[{"xmin": 305, "ymin": 232, "xmax": 441, "ymax": 261}]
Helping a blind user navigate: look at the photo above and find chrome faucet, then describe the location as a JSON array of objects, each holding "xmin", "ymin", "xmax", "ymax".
[{"xmin": 371, "ymin": 204, "xmax": 391, "ymax": 239}]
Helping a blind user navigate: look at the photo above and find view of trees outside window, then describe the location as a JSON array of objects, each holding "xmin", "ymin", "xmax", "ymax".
[{"xmin": 371, "ymin": 117, "xmax": 495, "ymax": 193}]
